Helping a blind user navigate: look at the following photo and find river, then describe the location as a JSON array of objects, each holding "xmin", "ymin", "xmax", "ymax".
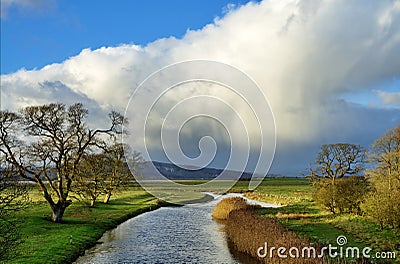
[{"xmin": 74, "ymin": 193, "xmax": 279, "ymax": 264}]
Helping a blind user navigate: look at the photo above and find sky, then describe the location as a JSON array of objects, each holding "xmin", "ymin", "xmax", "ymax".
[
  {"xmin": 1, "ymin": 0, "xmax": 400, "ymax": 176},
  {"xmin": 0, "ymin": 0, "xmax": 251, "ymax": 73}
]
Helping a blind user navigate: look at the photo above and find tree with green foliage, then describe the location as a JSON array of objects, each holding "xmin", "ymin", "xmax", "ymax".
[
  {"xmin": 314, "ymin": 176, "xmax": 368, "ymax": 214},
  {"xmin": 363, "ymin": 126, "xmax": 400, "ymax": 229},
  {"xmin": 0, "ymin": 103, "xmax": 125, "ymax": 222}
]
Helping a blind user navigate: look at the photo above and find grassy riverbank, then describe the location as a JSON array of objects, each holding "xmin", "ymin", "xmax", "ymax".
[
  {"xmin": 10, "ymin": 185, "xmax": 160, "ymax": 264},
  {"xmin": 8, "ymin": 178, "xmax": 400, "ymax": 263},
  {"xmin": 234, "ymin": 178, "xmax": 400, "ymax": 262}
]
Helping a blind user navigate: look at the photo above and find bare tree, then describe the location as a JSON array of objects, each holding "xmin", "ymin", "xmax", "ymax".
[
  {"xmin": 309, "ymin": 143, "xmax": 366, "ymax": 182},
  {"xmin": 102, "ymin": 143, "xmax": 142, "ymax": 204},
  {"xmin": 369, "ymin": 125, "xmax": 400, "ymax": 180},
  {"xmin": 72, "ymin": 143, "xmax": 141, "ymax": 206},
  {"xmin": 73, "ymin": 153, "xmax": 108, "ymax": 207},
  {"xmin": 0, "ymin": 103, "xmax": 125, "ymax": 222},
  {"xmin": 0, "ymin": 162, "xmax": 27, "ymax": 261}
]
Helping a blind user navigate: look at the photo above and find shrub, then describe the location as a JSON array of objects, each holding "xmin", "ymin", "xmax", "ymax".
[
  {"xmin": 362, "ymin": 170, "xmax": 400, "ymax": 229},
  {"xmin": 362, "ymin": 125, "xmax": 400, "ymax": 229},
  {"xmin": 314, "ymin": 176, "xmax": 368, "ymax": 214},
  {"xmin": 211, "ymin": 197, "xmax": 248, "ymax": 220}
]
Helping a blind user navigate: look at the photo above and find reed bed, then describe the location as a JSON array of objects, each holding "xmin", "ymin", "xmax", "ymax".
[
  {"xmin": 214, "ymin": 197, "xmax": 371, "ymax": 264},
  {"xmin": 226, "ymin": 209, "xmax": 329, "ymax": 263},
  {"xmin": 211, "ymin": 197, "xmax": 249, "ymax": 220}
]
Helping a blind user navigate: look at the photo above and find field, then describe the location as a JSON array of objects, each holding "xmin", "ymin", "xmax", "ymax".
[
  {"xmin": 9, "ymin": 185, "xmax": 160, "ymax": 264},
  {"xmin": 7, "ymin": 178, "xmax": 400, "ymax": 263}
]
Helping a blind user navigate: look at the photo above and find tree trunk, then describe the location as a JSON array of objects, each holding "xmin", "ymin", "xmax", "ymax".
[
  {"xmin": 90, "ymin": 198, "xmax": 96, "ymax": 208},
  {"xmin": 51, "ymin": 200, "xmax": 71, "ymax": 223},
  {"xmin": 104, "ymin": 192, "xmax": 112, "ymax": 204}
]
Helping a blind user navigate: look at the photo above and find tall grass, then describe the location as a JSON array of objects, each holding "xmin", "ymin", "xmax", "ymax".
[
  {"xmin": 213, "ymin": 197, "xmax": 325, "ymax": 263},
  {"xmin": 226, "ymin": 208, "xmax": 329, "ymax": 263},
  {"xmin": 214, "ymin": 197, "xmax": 373, "ymax": 263},
  {"xmin": 211, "ymin": 197, "xmax": 248, "ymax": 220}
]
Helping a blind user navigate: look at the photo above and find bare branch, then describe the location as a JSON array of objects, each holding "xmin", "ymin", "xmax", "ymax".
[{"xmin": 310, "ymin": 143, "xmax": 366, "ymax": 182}]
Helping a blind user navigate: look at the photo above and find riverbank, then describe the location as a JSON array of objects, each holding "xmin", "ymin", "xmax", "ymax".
[
  {"xmin": 232, "ymin": 178, "xmax": 400, "ymax": 263},
  {"xmin": 10, "ymin": 188, "xmax": 162, "ymax": 264},
  {"xmin": 9, "ymin": 179, "xmax": 400, "ymax": 263}
]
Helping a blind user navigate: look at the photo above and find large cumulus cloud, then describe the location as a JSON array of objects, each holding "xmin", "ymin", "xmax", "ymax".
[{"xmin": 1, "ymin": 0, "xmax": 399, "ymax": 175}]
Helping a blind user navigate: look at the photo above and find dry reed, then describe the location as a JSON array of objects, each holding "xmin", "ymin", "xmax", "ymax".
[
  {"xmin": 211, "ymin": 197, "xmax": 248, "ymax": 220},
  {"xmin": 225, "ymin": 208, "xmax": 329, "ymax": 263}
]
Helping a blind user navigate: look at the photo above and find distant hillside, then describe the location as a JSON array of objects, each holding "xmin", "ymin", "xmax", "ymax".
[{"xmin": 138, "ymin": 161, "xmax": 285, "ymax": 180}]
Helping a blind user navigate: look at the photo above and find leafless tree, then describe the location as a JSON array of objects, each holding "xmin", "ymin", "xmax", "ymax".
[
  {"xmin": 309, "ymin": 143, "xmax": 366, "ymax": 182},
  {"xmin": 369, "ymin": 125, "xmax": 400, "ymax": 180},
  {"xmin": 0, "ymin": 161, "xmax": 27, "ymax": 261},
  {"xmin": 72, "ymin": 143, "xmax": 141, "ymax": 206},
  {"xmin": 102, "ymin": 143, "xmax": 142, "ymax": 204},
  {"xmin": 0, "ymin": 103, "xmax": 125, "ymax": 222},
  {"xmin": 73, "ymin": 153, "xmax": 108, "ymax": 207}
]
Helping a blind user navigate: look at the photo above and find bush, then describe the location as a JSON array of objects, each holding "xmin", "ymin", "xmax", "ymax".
[
  {"xmin": 362, "ymin": 171, "xmax": 400, "ymax": 229},
  {"xmin": 314, "ymin": 176, "xmax": 368, "ymax": 214},
  {"xmin": 211, "ymin": 197, "xmax": 249, "ymax": 220},
  {"xmin": 362, "ymin": 125, "xmax": 400, "ymax": 229}
]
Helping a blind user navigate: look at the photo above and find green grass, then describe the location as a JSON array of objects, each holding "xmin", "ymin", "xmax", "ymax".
[
  {"xmin": 9, "ymin": 183, "xmax": 214, "ymax": 264},
  {"xmin": 7, "ymin": 178, "xmax": 400, "ymax": 263},
  {"xmin": 232, "ymin": 177, "xmax": 314, "ymax": 205},
  {"xmin": 10, "ymin": 187, "xmax": 160, "ymax": 264}
]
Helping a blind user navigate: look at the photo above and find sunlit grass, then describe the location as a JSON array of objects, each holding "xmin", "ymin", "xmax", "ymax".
[
  {"xmin": 9, "ymin": 178, "xmax": 400, "ymax": 263},
  {"xmin": 230, "ymin": 178, "xmax": 400, "ymax": 263},
  {"xmin": 10, "ymin": 188, "xmax": 159, "ymax": 264}
]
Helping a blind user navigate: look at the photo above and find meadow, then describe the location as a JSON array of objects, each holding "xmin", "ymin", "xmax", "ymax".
[
  {"xmin": 8, "ymin": 178, "xmax": 400, "ymax": 263},
  {"xmin": 9, "ymin": 184, "xmax": 160, "ymax": 264}
]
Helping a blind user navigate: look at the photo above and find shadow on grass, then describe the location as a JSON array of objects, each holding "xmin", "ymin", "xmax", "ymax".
[{"xmin": 60, "ymin": 218, "xmax": 90, "ymax": 225}]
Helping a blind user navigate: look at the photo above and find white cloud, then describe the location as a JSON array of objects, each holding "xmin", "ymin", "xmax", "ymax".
[
  {"xmin": 1, "ymin": 0, "xmax": 400, "ymax": 174},
  {"xmin": 376, "ymin": 90, "xmax": 400, "ymax": 107}
]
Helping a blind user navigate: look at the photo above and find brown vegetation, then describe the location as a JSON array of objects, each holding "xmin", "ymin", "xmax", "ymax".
[
  {"xmin": 211, "ymin": 197, "xmax": 248, "ymax": 220},
  {"xmin": 213, "ymin": 197, "xmax": 326, "ymax": 263},
  {"xmin": 275, "ymin": 212, "xmax": 313, "ymax": 220},
  {"xmin": 226, "ymin": 208, "xmax": 327, "ymax": 263}
]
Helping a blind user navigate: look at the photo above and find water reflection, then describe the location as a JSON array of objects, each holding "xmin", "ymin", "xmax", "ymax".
[{"xmin": 227, "ymin": 239, "xmax": 262, "ymax": 264}]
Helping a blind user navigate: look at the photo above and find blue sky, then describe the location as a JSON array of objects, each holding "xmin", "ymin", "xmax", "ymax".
[
  {"xmin": 1, "ymin": 0, "xmax": 253, "ymax": 74},
  {"xmin": 1, "ymin": 0, "xmax": 399, "ymax": 175}
]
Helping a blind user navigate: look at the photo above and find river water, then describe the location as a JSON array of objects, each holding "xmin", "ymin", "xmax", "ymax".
[{"xmin": 75, "ymin": 194, "xmax": 278, "ymax": 264}]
